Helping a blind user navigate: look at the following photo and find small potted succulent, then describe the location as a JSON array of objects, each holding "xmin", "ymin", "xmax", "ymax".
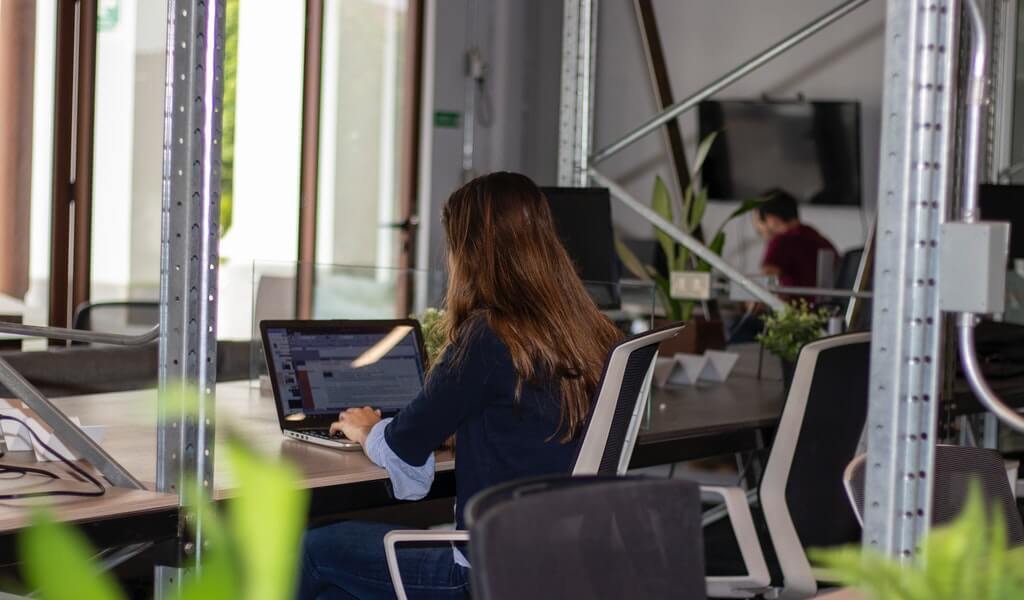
[{"xmin": 756, "ymin": 300, "xmax": 831, "ymax": 389}]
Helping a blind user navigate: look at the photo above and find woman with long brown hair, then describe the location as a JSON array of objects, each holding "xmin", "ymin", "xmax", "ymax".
[{"xmin": 298, "ymin": 172, "xmax": 622, "ymax": 599}]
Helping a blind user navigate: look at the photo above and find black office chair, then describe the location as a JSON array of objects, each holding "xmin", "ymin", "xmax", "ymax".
[
  {"xmin": 844, "ymin": 445, "xmax": 1024, "ymax": 546},
  {"xmin": 72, "ymin": 301, "xmax": 159, "ymax": 336},
  {"xmin": 465, "ymin": 475, "xmax": 707, "ymax": 600},
  {"xmin": 833, "ymin": 247, "xmax": 864, "ymax": 291},
  {"xmin": 703, "ymin": 332, "xmax": 871, "ymax": 599},
  {"xmin": 383, "ymin": 323, "xmax": 686, "ymax": 598}
]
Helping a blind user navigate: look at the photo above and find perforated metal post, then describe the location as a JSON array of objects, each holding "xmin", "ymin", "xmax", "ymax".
[
  {"xmin": 863, "ymin": 0, "xmax": 960, "ymax": 558},
  {"xmin": 156, "ymin": 0, "xmax": 224, "ymax": 589},
  {"xmin": 557, "ymin": 0, "xmax": 597, "ymax": 186}
]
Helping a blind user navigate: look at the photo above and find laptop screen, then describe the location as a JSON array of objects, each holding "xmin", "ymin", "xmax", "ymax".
[{"xmin": 264, "ymin": 324, "xmax": 425, "ymax": 420}]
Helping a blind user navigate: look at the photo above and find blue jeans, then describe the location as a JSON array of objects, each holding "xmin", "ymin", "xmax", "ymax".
[{"xmin": 298, "ymin": 521, "xmax": 469, "ymax": 600}]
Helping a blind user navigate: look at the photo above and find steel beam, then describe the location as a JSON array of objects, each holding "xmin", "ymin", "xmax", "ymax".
[
  {"xmin": 156, "ymin": 0, "xmax": 225, "ymax": 575},
  {"xmin": 0, "ymin": 322, "xmax": 158, "ymax": 345},
  {"xmin": 590, "ymin": 168, "xmax": 784, "ymax": 310},
  {"xmin": 590, "ymin": 0, "xmax": 871, "ymax": 166},
  {"xmin": 863, "ymin": 0, "xmax": 959, "ymax": 559},
  {"xmin": 557, "ymin": 0, "xmax": 598, "ymax": 186}
]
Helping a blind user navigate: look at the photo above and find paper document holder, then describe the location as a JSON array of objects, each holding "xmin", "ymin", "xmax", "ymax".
[{"xmin": 654, "ymin": 351, "xmax": 740, "ymax": 386}]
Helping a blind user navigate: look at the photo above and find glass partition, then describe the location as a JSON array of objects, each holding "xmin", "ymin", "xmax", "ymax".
[{"xmin": 248, "ymin": 261, "xmax": 657, "ymax": 391}]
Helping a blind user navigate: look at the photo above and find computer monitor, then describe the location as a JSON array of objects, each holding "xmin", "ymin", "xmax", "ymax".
[
  {"xmin": 540, "ymin": 187, "xmax": 621, "ymax": 309},
  {"xmin": 698, "ymin": 99, "xmax": 862, "ymax": 206},
  {"xmin": 979, "ymin": 184, "xmax": 1024, "ymax": 263}
]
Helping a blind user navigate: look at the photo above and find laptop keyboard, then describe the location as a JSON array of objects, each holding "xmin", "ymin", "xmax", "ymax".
[{"xmin": 304, "ymin": 430, "xmax": 350, "ymax": 442}]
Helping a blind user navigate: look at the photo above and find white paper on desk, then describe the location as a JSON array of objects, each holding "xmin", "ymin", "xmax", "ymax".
[
  {"xmin": 654, "ymin": 354, "xmax": 708, "ymax": 386},
  {"xmin": 700, "ymin": 350, "xmax": 739, "ymax": 383},
  {"xmin": 0, "ymin": 409, "xmax": 106, "ymax": 462}
]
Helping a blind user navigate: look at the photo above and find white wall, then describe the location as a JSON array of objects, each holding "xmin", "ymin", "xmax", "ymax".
[
  {"xmin": 593, "ymin": 0, "xmax": 884, "ymax": 272},
  {"xmin": 421, "ymin": 0, "xmax": 885, "ymax": 275}
]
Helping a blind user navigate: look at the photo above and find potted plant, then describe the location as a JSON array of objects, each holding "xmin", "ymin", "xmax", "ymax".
[
  {"xmin": 811, "ymin": 482, "xmax": 1024, "ymax": 599},
  {"xmin": 616, "ymin": 132, "xmax": 765, "ymax": 355},
  {"xmin": 755, "ymin": 300, "xmax": 831, "ymax": 389},
  {"xmin": 414, "ymin": 307, "xmax": 446, "ymax": 366}
]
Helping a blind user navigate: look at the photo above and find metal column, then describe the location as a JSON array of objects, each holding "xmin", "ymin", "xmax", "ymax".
[
  {"xmin": 863, "ymin": 0, "xmax": 960, "ymax": 558},
  {"xmin": 556, "ymin": 0, "xmax": 597, "ymax": 186},
  {"xmin": 156, "ymin": 0, "xmax": 225, "ymax": 579}
]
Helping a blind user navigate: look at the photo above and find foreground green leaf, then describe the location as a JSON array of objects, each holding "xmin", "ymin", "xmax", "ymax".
[
  {"xmin": 20, "ymin": 512, "xmax": 125, "ymax": 600},
  {"xmin": 226, "ymin": 440, "xmax": 309, "ymax": 600},
  {"xmin": 812, "ymin": 481, "xmax": 1024, "ymax": 600}
]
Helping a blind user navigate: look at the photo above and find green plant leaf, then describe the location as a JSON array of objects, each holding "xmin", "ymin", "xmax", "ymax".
[
  {"xmin": 178, "ymin": 483, "xmax": 239, "ymax": 600},
  {"xmin": 690, "ymin": 186, "xmax": 709, "ymax": 235},
  {"xmin": 690, "ymin": 131, "xmax": 719, "ymax": 179},
  {"xmin": 225, "ymin": 439, "xmax": 310, "ymax": 600},
  {"xmin": 712, "ymin": 195, "xmax": 767, "ymax": 240},
  {"xmin": 651, "ymin": 177, "xmax": 677, "ymax": 270},
  {"xmin": 756, "ymin": 301, "xmax": 830, "ymax": 363},
  {"xmin": 681, "ymin": 183, "xmax": 694, "ymax": 231},
  {"xmin": 615, "ymin": 238, "xmax": 651, "ymax": 281},
  {"xmin": 19, "ymin": 511, "xmax": 125, "ymax": 600},
  {"xmin": 695, "ymin": 227, "xmax": 727, "ymax": 273},
  {"xmin": 676, "ymin": 245, "xmax": 691, "ymax": 273},
  {"xmin": 811, "ymin": 479, "xmax": 1024, "ymax": 600}
]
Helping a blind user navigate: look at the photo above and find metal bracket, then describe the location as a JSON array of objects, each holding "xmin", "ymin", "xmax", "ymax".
[
  {"xmin": 0, "ymin": 357, "xmax": 143, "ymax": 489},
  {"xmin": 0, "ymin": 322, "xmax": 158, "ymax": 346}
]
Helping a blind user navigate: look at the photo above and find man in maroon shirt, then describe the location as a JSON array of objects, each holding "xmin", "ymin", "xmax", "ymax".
[
  {"xmin": 754, "ymin": 189, "xmax": 837, "ymax": 291},
  {"xmin": 728, "ymin": 189, "xmax": 838, "ymax": 342}
]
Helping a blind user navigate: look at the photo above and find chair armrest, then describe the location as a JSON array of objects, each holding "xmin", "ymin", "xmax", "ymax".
[
  {"xmin": 701, "ymin": 485, "xmax": 772, "ymax": 598},
  {"xmin": 383, "ymin": 529, "xmax": 470, "ymax": 600}
]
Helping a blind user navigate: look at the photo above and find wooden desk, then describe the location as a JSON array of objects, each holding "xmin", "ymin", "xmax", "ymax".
[
  {"xmin": 0, "ymin": 455, "xmax": 178, "ymax": 563},
  {"xmin": 43, "ymin": 344, "xmax": 783, "ymax": 494},
  {"xmin": 46, "ymin": 381, "xmax": 454, "ymax": 499},
  {"xmin": 633, "ymin": 344, "xmax": 786, "ymax": 467},
  {"xmin": 0, "ymin": 343, "xmax": 782, "ymax": 551}
]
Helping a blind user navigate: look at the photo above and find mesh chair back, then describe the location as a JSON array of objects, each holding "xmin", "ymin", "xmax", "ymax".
[
  {"xmin": 466, "ymin": 476, "xmax": 706, "ymax": 600},
  {"xmin": 757, "ymin": 332, "xmax": 870, "ymax": 594},
  {"xmin": 846, "ymin": 445, "xmax": 1024, "ymax": 545},
  {"xmin": 572, "ymin": 323, "xmax": 684, "ymax": 475},
  {"xmin": 72, "ymin": 301, "xmax": 159, "ymax": 335},
  {"xmin": 777, "ymin": 334, "xmax": 870, "ymax": 550}
]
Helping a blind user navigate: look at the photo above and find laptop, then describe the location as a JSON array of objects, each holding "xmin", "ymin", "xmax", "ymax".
[{"xmin": 260, "ymin": 319, "xmax": 427, "ymax": 451}]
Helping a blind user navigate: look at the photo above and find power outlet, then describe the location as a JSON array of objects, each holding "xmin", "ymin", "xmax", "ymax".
[{"xmin": 670, "ymin": 271, "xmax": 712, "ymax": 301}]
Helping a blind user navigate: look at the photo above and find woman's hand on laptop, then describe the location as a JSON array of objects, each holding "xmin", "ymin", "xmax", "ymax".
[{"xmin": 330, "ymin": 407, "xmax": 382, "ymax": 446}]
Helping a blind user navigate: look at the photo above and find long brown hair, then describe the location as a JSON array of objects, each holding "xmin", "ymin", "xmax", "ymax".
[{"xmin": 439, "ymin": 172, "xmax": 622, "ymax": 441}]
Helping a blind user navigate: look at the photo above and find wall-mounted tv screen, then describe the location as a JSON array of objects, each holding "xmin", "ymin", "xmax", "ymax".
[{"xmin": 698, "ymin": 100, "xmax": 862, "ymax": 206}]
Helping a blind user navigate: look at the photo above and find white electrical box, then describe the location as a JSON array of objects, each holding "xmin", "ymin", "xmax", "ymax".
[
  {"xmin": 670, "ymin": 271, "xmax": 712, "ymax": 301},
  {"xmin": 939, "ymin": 221, "xmax": 1010, "ymax": 314}
]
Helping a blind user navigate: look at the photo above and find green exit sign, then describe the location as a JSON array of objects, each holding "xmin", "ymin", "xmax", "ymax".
[
  {"xmin": 98, "ymin": 0, "xmax": 120, "ymax": 32},
  {"xmin": 433, "ymin": 111, "xmax": 461, "ymax": 129}
]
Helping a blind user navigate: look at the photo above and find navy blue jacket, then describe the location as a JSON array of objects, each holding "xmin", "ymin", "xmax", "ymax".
[{"xmin": 384, "ymin": 319, "xmax": 577, "ymax": 528}]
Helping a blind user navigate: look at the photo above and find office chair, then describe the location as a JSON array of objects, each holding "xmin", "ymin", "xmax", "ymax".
[
  {"xmin": 833, "ymin": 247, "xmax": 864, "ymax": 291},
  {"xmin": 383, "ymin": 323, "xmax": 686, "ymax": 600},
  {"xmin": 702, "ymin": 332, "xmax": 870, "ymax": 599},
  {"xmin": 463, "ymin": 475, "xmax": 707, "ymax": 600},
  {"xmin": 71, "ymin": 301, "xmax": 159, "ymax": 336},
  {"xmin": 844, "ymin": 445, "xmax": 1024, "ymax": 546}
]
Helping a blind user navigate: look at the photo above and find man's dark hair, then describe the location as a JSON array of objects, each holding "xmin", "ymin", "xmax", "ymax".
[{"xmin": 756, "ymin": 188, "xmax": 800, "ymax": 222}]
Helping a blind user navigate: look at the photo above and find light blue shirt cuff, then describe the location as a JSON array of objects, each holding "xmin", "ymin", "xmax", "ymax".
[{"xmin": 364, "ymin": 418, "xmax": 435, "ymax": 501}]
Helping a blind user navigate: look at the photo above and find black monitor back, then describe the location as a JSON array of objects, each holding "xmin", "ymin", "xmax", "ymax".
[
  {"xmin": 980, "ymin": 184, "xmax": 1024, "ymax": 262},
  {"xmin": 541, "ymin": 187, "xmax": 621, "ymax": 309}
]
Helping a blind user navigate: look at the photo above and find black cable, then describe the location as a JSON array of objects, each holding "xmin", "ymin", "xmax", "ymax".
[{"xmin": 0, "ymin": 415, "xmax": 106, "ymax": 499}]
